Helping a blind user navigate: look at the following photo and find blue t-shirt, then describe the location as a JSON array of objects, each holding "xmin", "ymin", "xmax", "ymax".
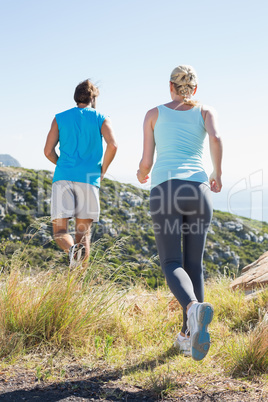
[
  {"xmin": 151, "ymin": 105, "xmax": 209, "ymax": 189},
  {"xmin": 53, "ymin": 107, "xmax": 106, "ymax": 187}
]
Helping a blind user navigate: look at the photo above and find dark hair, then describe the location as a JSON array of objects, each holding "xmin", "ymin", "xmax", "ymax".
[{"xmin": 74, "ymin": 79, "xmax": 99, "ymax": 107}]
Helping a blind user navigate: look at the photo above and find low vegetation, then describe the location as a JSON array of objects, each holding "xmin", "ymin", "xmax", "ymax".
[
  {"xmin": 0, "ymin": 167, "xmax": 267, "ymax": 397},
  {"xmin": 0, "ymin": 238, "xmax": 267, "ymax": 398},
  {"xmin": 1, "ymin": 167, "xmax": 268, "ymax": 289}
]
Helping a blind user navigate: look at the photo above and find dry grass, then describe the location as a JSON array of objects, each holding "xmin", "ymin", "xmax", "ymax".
[
  {"xmin": 223, "ymin": 321, "xmax": 268, "ymax": 377},
  {"xmin": 0, "ymin": 240, "xmax": 268, "ymax": 398}
]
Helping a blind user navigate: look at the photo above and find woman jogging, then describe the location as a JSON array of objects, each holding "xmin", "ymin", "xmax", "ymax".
[
  {"xmin": 137, "ymin": 65, "xmax": 222, "ymax": 361},
  {"xmin": 44, "ymin": 79, "xmax": 117, "ymax": 267}
]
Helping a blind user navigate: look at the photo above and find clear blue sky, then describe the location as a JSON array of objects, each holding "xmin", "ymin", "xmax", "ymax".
[{"xmin": 1, "ymin": 0, "xmax": 268, "ymax": 219}]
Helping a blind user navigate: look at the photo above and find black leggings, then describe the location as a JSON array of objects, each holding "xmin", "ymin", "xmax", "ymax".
[{"xmin": 150, "ymin": 179, "xmax": 213, "ymax": 333}]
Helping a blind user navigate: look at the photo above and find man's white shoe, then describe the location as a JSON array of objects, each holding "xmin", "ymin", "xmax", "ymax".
[
  {"xmin": 174, "ymin": 333, "xmax": 191, "ymax": 356},
  {"xmin": 68, "ymin": 244, "xmax": 85, "ymax": 268},
  {"xmin": 187, "ymin": 302, "xmax": 214, "ymax": 361}
]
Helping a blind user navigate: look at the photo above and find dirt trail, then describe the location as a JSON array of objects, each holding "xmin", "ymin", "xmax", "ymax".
[{"xmin": 0, "ymin": 366, "xmax": 267, "ymax": 401}]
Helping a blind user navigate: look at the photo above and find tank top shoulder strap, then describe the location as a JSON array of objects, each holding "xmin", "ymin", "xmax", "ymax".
[
  {"xmin": 199, "ymin": 104, "xmax": 207, "ymax": 125},
  {"xmin": 157, "ymin": 104, "xmax": 164, "ymax": 113}
]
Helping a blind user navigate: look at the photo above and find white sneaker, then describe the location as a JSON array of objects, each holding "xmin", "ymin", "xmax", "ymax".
[
  {"xmin": 173, "ymin": 333, "xmax": 191, "ymax": 356},
  {"xmin": 187, "ymin": 302, "xmax": 214, "ymax": 361},
  {"xmin": 68, "ymin": 244, "xmax": 85, "ymax": 268}
]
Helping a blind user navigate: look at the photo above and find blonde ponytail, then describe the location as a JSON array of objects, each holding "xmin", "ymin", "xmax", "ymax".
[{"xmin": 170, "ymin": 65, "xmax": 199, "ymax": 106}]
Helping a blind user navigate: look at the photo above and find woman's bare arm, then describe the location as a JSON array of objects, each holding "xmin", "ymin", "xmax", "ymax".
[
  {"xmin": 137, "ymin": 108, "xmax": 157, "ymax": 184},
  {"xmin": 203, "ymin": 107, "xmax": 223, "ymax": 193}
]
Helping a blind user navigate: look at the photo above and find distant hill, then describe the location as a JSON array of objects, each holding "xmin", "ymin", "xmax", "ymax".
[
  {"xmin": 0, "ymin": 167, "xmax": 268, "ymax": 287},
  {"xmin": 0, "ymin": 154, "xmax": 21, "ymax": 167}
]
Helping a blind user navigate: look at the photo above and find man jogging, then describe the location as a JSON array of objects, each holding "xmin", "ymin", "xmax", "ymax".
[{"xmin": 44, "ymin": 79, "xmax": 117, "ymax": 267}]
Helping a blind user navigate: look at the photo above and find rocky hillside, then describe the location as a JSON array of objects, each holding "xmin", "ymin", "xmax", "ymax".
[{"xmin": 0, "ymin": 167, "xmax": 268, "ymax": 287}]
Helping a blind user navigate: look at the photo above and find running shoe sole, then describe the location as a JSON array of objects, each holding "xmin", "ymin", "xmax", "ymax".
[{"xmin": 190, "ymin": 303, "xmax": 214, "ymax": 361}]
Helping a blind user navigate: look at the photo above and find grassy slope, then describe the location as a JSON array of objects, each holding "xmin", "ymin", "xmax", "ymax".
[{"xmin": 0, "ymin": 240, "xmax": 267, "ymax": 399}]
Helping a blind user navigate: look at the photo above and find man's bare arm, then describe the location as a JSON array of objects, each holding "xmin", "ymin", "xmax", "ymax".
[
  {"xmin": 101, "ymin": 118, "xmax": 118, "ymax": 180},
  {"xmin": 44, "ymin": 118, "xmax": 59, "ymax": 165}
]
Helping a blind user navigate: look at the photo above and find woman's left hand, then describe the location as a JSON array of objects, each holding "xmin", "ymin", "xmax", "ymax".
[
  {"xmin": 137, "ymin": 169, "xmax": 149, "ymax": 184},
  {"xmin": 209, "ymin": 171, "xmax": 222, "ymax": 193}
]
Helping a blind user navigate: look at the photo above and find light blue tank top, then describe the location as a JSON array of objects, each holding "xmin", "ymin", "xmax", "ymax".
[
  {"xmin": 151, "ymin": 105, "xmax": 209, "ymax": 189},
  {"xmin": 53, "ymin": 107, "xmax": 106, "ymax": 187}
]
